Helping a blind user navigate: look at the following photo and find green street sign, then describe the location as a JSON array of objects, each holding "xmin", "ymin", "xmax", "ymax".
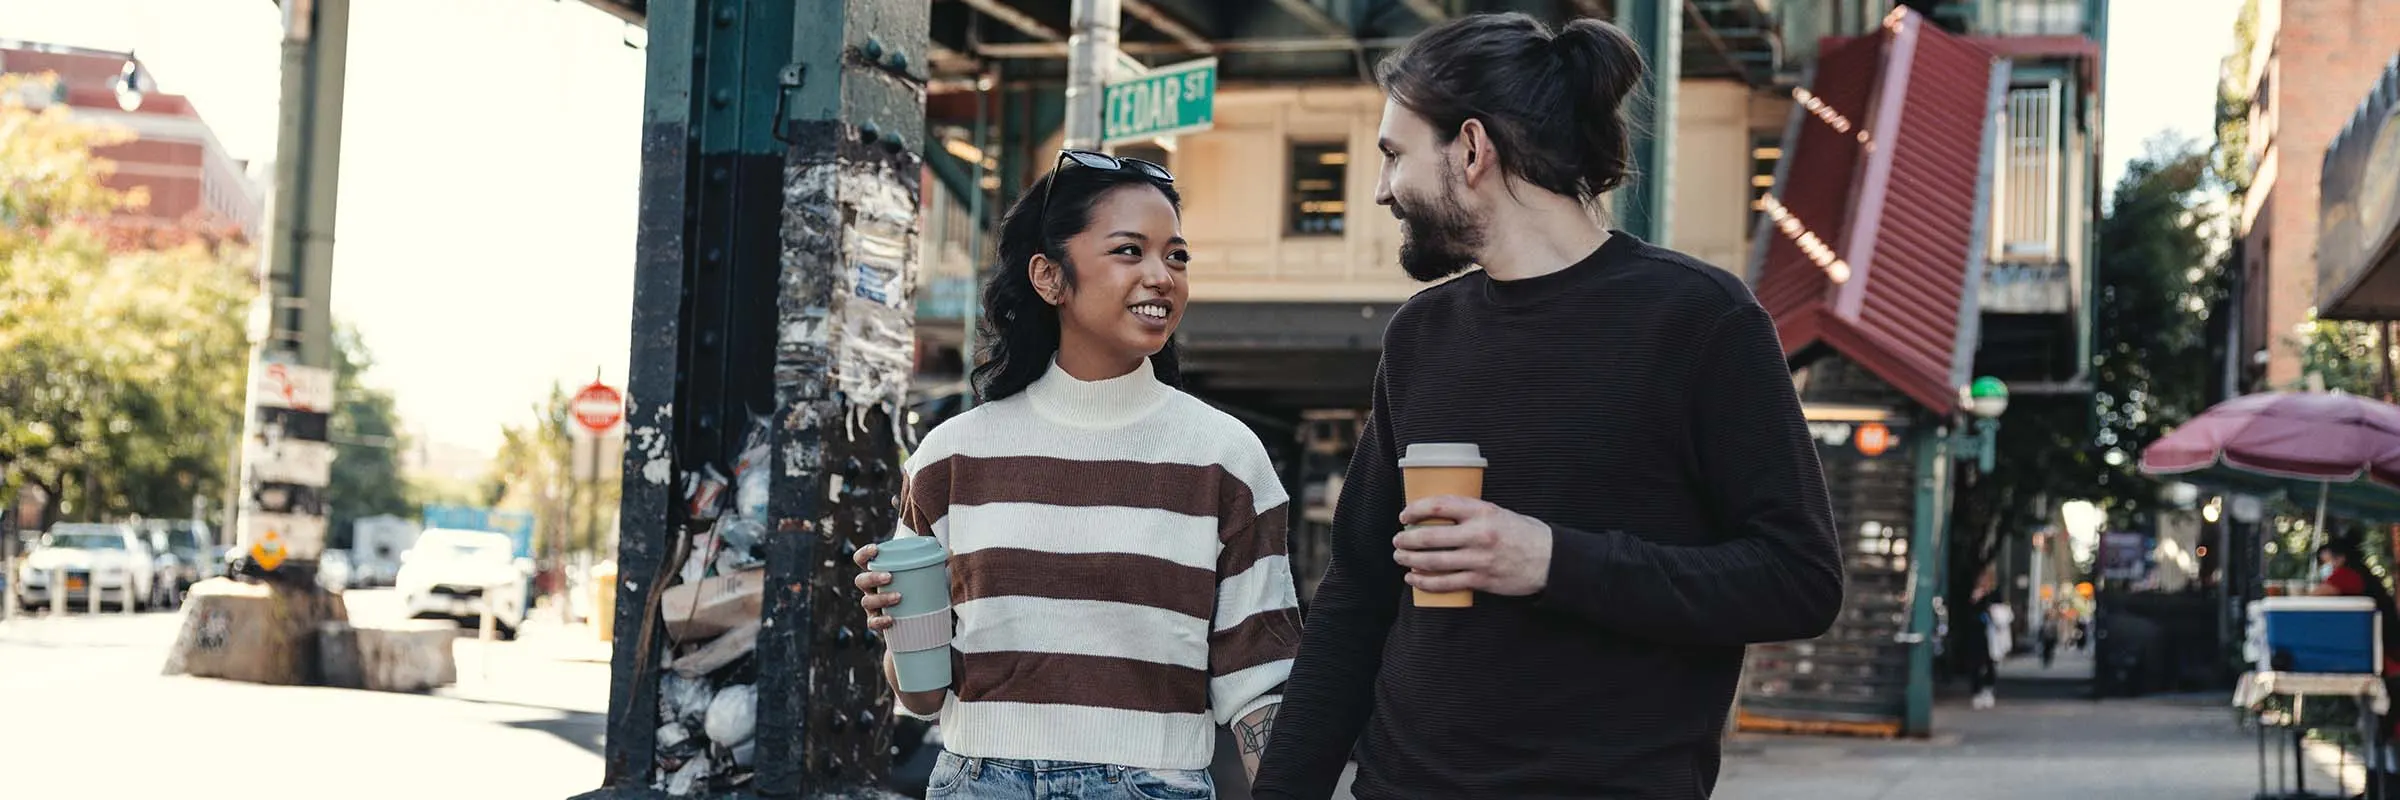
[{"xmin": 1103, "ymin": 57, "xmax": 1217, "ymax": 146}]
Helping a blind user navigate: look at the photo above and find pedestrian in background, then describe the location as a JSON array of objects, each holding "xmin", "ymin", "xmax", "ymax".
[
  {"xmin": 853, "ymin": 151, "xmax": 1301, "ymax": 799},
  {"xmin": 1253, "ymin": 12, "xmax": 1844, "ymax": 800}
]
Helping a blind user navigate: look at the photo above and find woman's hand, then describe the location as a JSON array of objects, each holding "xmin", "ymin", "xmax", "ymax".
[{"xmin": 853, "ymin": 542, "xmax": 900, "ymax": 632}]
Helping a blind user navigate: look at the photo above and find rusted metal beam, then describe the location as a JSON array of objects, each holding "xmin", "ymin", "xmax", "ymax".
[
  {"xmin": 1685, "ymin": 0, "xmax": 1759, "ymax": 87},
  {"xmin": 958, "ymin": 0, "xmax": 1064, "ymax": 42},
  {"xmin": 1270, "ymin": 0, "xmax": 1352, "ymax": 39},
  {"xmin": 1124, "ymin": 0, "xmax": 1215, "ymax": 53},
  {"xmin": 1398, "ymin": 0, "xmax": 1448, "ymax": 23},
  {"xmin": 976, "ymin": 35, "xmax": 1413, "ymax": 58}
]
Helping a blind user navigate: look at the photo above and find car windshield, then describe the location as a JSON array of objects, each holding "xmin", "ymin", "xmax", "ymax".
[
  {"xmin": 418, "ymin": 533, "xmax": 511, "ymax": 562},
  {"xmin": 46, "ymin": 530, "xmax": 126, "ymax": 551},
  {"xmin": 146, "ymin": 526, "xmax": 203, "ymax": 551}
]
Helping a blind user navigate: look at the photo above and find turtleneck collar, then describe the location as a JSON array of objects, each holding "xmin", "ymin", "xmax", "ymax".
[{"xmin": 1023, "ymin": 358, "xmax": 1172, "ymax": 428}]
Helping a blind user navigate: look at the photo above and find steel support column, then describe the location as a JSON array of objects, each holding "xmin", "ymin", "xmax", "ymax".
[
  {"xmin": 1618, "ymin": 0, "xmax": 1679, "ymax": 245},
  {"xmin": 587, "ymin": 0, "xmax": 927, "ymax": 797}
]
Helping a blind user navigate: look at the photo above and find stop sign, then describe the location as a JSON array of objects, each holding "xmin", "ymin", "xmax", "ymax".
[{"xmin": 572, "ymin": 381, "xmax": 625, "ymax": 434}]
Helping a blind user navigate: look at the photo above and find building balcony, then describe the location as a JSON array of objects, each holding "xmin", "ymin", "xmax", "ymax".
[{"xmin": 1980, "ymin": 260, "xmax": 2073, "ymax": 315}]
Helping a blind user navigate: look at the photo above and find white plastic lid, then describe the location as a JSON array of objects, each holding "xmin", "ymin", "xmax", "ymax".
[{"xmin": 1398, "ymin": 443, "xmax": 1486, "ymax": 469}]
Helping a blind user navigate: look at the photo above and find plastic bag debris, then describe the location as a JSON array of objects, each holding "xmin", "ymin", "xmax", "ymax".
[
  {"xmin": 705, "ymin": 683, "xmax": 759, "ymax": 746},
  {"xmin": 665, "ymin": 752, "xmax": 711, "ymax": 796},
  {"xmin": 658, "ymin": 722, "xmax": 694, "ymax": 753},
  {"xmin": 662, "ymin": 672, "xmax": 712, "ymax": 727}
]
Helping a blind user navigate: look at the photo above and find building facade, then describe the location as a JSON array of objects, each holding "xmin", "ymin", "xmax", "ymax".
[
  {"xmin": 890, "ymin": 0, "xmax": 2105, "ymax": 738},
  {"xmin": 2232, "ymin": 0, "xmax": 2400, "ymax": 390},
  {"xmin": 0, "ymin": 41, "xmax": 263, "ymax": 242}
]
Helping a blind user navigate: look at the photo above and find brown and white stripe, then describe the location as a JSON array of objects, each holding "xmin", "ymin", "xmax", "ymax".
[{"xmin": 887, "ymin": 365, "xmax": 1300, "ymax": 771}]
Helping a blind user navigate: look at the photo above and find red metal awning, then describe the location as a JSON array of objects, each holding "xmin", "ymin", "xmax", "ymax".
[{"xmin": 1753, "ymin": 8, "xmax": 2005, "ymax": 416}]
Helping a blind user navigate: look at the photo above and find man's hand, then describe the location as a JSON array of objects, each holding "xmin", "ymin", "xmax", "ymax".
[{"xmin": 1392, "ymin": 496, "xmax": 1554, "ymax": 596}]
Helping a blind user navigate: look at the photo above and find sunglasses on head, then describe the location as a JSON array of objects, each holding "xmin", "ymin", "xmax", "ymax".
[{"xmin": 1039, "ymin": 149, "xmax": 1175, "ymax": 222}]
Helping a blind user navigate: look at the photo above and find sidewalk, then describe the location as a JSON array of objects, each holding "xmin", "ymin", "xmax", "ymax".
[{"xmin": 1715, "ymin": 650, "xmax": 2339, "ymax": 799}]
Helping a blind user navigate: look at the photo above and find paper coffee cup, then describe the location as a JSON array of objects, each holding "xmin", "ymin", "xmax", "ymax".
[
  {"xmin": 1399, "ymin": 443, "xmax": 1486, "ymax": 608},
  {"xmin": 869, "ymin": 536, "xmax": 954, "ymax": 692}
]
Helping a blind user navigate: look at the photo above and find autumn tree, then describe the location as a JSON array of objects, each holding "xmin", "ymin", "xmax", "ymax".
[{"xmin": 0, "ymin": 74, "xmax": 255, "ymax": 527}]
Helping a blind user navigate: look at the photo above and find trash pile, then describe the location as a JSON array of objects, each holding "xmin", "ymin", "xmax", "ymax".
[{"xmin": 653, "ymin": 416, "xmax": 774, "ymax": 795}]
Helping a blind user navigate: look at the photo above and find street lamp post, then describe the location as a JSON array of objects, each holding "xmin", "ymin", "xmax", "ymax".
[{"xmin": 1952, "ymin": 376, "xmax": 2011, "ymax": 474}]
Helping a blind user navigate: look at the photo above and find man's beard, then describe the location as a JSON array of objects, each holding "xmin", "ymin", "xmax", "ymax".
[{"xmin": 1393, "ymin": 170, "xmax": 1484, "ymax": 282}]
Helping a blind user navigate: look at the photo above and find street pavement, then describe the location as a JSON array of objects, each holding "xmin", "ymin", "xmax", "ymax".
[
  {"xmin": 0, "ymin": 589, "xmax": 609, "ymax": 799},
  {"xmin": 1714, "ymin": 650, "xmax": 2342, "ymax": 799},
  {"xmin": 2, "ymin": 596, "xmax": 2346, "ymax": 799}
]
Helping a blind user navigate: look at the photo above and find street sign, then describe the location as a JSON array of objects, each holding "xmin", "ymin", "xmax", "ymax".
[
  {"xmin": 255, "ymin": 363, "xmax": 335, "ymax": 413},
  {"xmin": 1103, "ymin": 57, "xmax": 1216, "ymax": 146},
  {"xmin": 571, "ymin": 381, "xmax": 625, "ymax": 434}
]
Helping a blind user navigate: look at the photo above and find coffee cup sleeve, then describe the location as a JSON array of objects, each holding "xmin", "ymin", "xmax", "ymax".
[{"xmin": 886, "ymin": 607, "xmax": 954, "ymax": 653}]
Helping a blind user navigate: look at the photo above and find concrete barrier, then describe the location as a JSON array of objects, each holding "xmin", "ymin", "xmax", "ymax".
[
  {"xmin": 356, "ymin": 621, "xmax": 458, "ymax": 692},
  {"xmin": 162, "ymin": 577, "xmax": 348, "ymax": 685}
]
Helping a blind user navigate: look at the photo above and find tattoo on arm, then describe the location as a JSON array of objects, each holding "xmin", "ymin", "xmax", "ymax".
[{"xmin": 1235, "ymin": 706, "xmax": 1278, "ymax": 756}]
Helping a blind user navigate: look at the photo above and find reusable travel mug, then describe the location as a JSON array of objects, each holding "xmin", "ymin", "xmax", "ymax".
[
  {"xmin": 1399, "ymin": 443, "xmax": 1487, "ymax": 608},
  {"xmin": 868, "ymin": 536, "xmax": 954, "ymax": 692}
]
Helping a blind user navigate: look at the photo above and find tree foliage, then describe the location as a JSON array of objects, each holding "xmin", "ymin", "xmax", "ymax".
[
  {"xmin": 326, "ymin": 326, "xmax": 412, "ymax": 548},
  {"xmin": 0, "ymin": 74, "xmax": 255, "ymax": 527},
  {"xmin": 2088, "ymin": 141, "xmax": 2231, "ymax": 525},
  {"xmin": 488, "ymin": 382, "xmax": 620, "ymax": 558}
]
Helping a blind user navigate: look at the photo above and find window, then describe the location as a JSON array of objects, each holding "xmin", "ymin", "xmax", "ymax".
[
  {"xmin": 1288, "ymin": 142, "xmax": 1348, "ymax": 236},
  {"xmin": 1996, "ymin": 0, "xmax": 2082, "ymax": 36},
  {"xmin": 1992, "ymin": 83, "xmax": 2062, "ymax": 262}
]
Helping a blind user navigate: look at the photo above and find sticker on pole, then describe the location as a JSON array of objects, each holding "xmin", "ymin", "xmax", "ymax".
[
  {"xmin": 572, "ymin": 381, "xmax": 625, "ymax": 434},
  {"xmin": 251, "ymin": 529, "xmax": 288, "ymax": 572}
]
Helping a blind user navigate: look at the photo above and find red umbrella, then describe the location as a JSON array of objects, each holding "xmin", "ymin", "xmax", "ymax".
[{"xmin": 2141, "ymin": 391, "xmax": 2400, "ymax": 544}]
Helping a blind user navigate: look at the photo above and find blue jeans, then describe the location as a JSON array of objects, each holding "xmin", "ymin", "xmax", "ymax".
[{"xmin": 926, "ymin": 751, "xmax": 1215, "ymax": 800}]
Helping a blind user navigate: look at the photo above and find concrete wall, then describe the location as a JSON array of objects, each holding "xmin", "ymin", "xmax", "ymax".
[{"xmin": 2242, "ymin": 0, "xmax": 2400, "ymax": 389}]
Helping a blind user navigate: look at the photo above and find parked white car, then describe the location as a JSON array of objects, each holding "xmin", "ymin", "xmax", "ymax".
[
  {"xmin": 396, "ymin": 528, "xmax": 528, "ymax": 638},
  {"xmin": 13, "ymin": 523, "xmax": 156, "ymax": 612}
]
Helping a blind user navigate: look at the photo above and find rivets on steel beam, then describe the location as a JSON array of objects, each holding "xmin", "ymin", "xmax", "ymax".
[
  {"xmin": 863, "ymin": 37, "xmax": 885, "ymax": 61},
  {"xmin": 710, "ymin": 88, "xmax": 732, "ymax": 108},
  {"xmin": 714, "ymin": 6, "xmax": 735, "ymax": 26}
]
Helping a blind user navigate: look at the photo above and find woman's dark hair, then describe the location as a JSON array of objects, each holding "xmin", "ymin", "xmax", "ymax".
[
  {"xmin": 1374, "ymin": 12, "xmax": 1647, "ymax": 203},
  {"xmin": 971, "ymin": 163, "xmax": 1185, "ymax": 404}
]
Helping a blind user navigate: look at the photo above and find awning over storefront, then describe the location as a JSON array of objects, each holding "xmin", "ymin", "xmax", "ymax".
[
  {"xmin": 1750, "ymin": 8, "xmax": 2008, "ymax": 416},
  {"xmin": 2317, "ymin": 56, "xmax": 2400, "ymax": 320}
]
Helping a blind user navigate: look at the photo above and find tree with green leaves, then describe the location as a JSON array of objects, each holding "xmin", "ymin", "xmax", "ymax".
[
  {"xmin": 488, "ymin": 382, "xmax": 621, "ymax": 559},
  {"xmin": 0, "ymin": 74, "xmax": 256, "ymax": 528},
  {"xmin": 326, "ymin": 326, "xmax": 412, "ymax": 548}
]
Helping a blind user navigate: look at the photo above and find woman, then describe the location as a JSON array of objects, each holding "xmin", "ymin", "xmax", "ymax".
[
  {"xmin": 2313, "ymin": 536, "xmax": 2400, "ymax": 794},
  {"xmin": 851, "ymin": 151, "xmax": 1302, "ymax": 799}
]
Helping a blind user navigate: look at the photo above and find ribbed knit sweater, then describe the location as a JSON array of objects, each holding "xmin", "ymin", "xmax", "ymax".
[
  {"xmin": 1253, "ymin": 232, "xmax": 1845, "ymax": 800},
  {"xmin": 892, "ymin": 359, "xmax": 1301, "ymax": 771}
]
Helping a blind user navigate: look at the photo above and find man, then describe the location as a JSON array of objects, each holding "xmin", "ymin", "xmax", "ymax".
[{"xmin": 1251, "ymin": 13, "xmax": 1844, "ymax": 800}]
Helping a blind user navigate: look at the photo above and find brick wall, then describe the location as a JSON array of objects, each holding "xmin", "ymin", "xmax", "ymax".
[{"xmin": 2254, "ymin": 0, "xmax": 2400, "ymax": 389}]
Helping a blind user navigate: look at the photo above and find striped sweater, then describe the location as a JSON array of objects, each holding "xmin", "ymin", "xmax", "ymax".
[{"xmin": 893, "ymin": 359, "xmax": 1301, "ymax": 770}]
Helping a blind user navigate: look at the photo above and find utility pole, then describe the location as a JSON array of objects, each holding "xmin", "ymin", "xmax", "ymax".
[
  {"xmin": 1064, "ymin": 0, "xmax": 1120, "ymax": 150},
  {"xmin": 233, "ymin": 0, "xmax": 351, "ymax": 583},
  {"xmin": 584, "ymin": 0, "xmax": 927, "ymax": 796}
]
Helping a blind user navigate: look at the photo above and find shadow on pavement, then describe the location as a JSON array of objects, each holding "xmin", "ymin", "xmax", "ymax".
[{"xmin": 500, "ymin": 708, "xmax": 608, "ymax": 757}]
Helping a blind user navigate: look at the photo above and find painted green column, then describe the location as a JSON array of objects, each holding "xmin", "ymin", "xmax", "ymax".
[
  {"xmin": 1617, "ymin": 0, "xmax": 1679, "ymax": 245},
  {"xmin": 1905, "ymin": 423, "xmax": 1952, "ymax": 736}
]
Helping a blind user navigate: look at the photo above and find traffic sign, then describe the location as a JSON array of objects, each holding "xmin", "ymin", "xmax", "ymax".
[
  {"xmin": 572, "ymin": 381, "xmax": 625, "ymax": 434},
  {"xmin": 1103, "ymin": 57, "xmax": 1216, "ymax": 146}
]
